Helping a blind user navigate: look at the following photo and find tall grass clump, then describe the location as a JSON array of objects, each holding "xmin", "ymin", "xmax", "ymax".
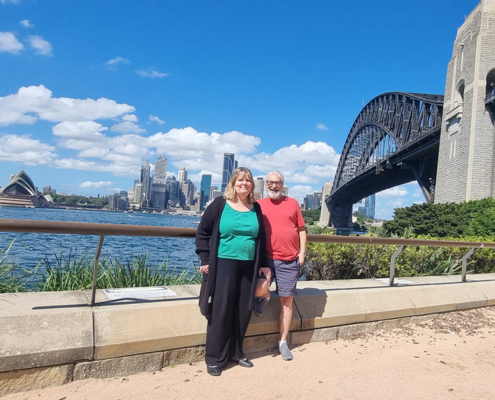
[
  {"xmin": 104, "ymin": 254, "xmax": 201, "ymax": 288},
  {"xmin": 0, "ymin": 240, "xmax": 27, "ymax": 293},
  {"xmin": 33, "ymin": 248, "xmax": 201, "ymax": 292}
]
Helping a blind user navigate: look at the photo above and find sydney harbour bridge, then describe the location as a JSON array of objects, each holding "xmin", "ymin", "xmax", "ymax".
[{"xmin": 327, "ymin": 92, "xmax": 444, "ymax": 228}]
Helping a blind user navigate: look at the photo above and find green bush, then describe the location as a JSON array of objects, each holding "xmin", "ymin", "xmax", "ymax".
[{"xmin": 302, "ymin": 231, "xmax": 495, "ymax": 281}]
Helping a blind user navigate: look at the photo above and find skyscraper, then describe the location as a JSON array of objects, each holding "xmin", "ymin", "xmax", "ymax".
[
  {"xmin": 178, "ymin": 167, "xmax": 187, "ymax": 182},
  {"xmin": 200, "ymin": 174, "xmax": 212, "ymax": 210},
  {"xmin": 154, "ymin": 156, "xmax": 167, "ymax": 184},
  {"xmin": 140, "ymin": 160, "xmax": 151, "ymax": 207},
  {"xmin": 254, "ymin": 177, "xmax": 264, "ymax": 200},
  {"xmin": 364, "ymin": 194, "xmax": 375, "ymax": 219},
  {"xmin": 221, "ymin": 153, "xmax": 235, "ymax": 192}
]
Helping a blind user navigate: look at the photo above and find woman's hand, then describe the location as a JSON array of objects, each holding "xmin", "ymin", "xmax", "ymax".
[{"xmin": 200, "ymin": 264, "xmax": 209, "ymax": 274}]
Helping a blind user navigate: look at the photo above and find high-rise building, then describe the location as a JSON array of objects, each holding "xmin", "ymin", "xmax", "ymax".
[
  {"xmin": 303, "ymin": 192, "xmax": 322, "ymax": 210},
  {"xmin": 178, "ymin": 167, "xmax": 187, "ymax": 182},
  {"xmin": 200, "ymin": 174, "xmax": 212, "ymax": 210},
  {"xmin": 254, "ymin": 177, "xmax": 264, "ymax": 200},
  {"xmin": 221, "ymin": 153, "xmax": 235, "ymax": 192},
  {"xmin": 133, "ymin": 182, "xmax": 142, "ymax": 207},
  {"xmin": 154, "ymin": 156, "xmax": 168, "ymax": 184},
  {"xmin": 364, "ymin": 194, "xmax": 375, "ymax": 219},
  {"xmin": 151, "ymin": 183, "xmax": 167, "ymax": 210},
  {"xmin": 140, "ymin": 160, "xmax": 152, "ymax": 207},
  {"xmin": 210, "ymin": 185, "xmax": 218, "ymax": 200},
  {"xmin": 181, "ymin": 179, "xmax": 195, "ymax": 206}
]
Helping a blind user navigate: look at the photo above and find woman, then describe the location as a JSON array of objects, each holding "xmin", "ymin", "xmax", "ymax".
[{"xmin": 195, "ymin": 167, "xmax": 267, "ymax": 376}]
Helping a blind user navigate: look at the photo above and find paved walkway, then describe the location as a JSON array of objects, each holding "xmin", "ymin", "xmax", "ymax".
[{"xmin": 4, "ymin": 307, "xmax": 495, "ymax": 400}]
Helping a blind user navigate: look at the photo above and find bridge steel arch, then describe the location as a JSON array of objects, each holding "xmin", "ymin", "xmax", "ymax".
[{"xmin": 326, "ymin": 92, "xmax": 444, "ymax": 228}]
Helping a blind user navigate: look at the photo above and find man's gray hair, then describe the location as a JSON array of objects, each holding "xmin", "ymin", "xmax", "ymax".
[{"xmin": 266, "ymin": 171, "xmax": 284, "ymax": 183}]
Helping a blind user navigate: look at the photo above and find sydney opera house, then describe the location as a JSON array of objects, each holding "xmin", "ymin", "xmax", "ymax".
[{"xmin": 0, "ymin": 170, "xmax": 52, "ymax": 207}]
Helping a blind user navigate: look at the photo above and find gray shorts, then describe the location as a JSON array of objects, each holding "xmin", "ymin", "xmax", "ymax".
[{"xmin": 266, "ymin": 258, "xmax": 300, "ymax": 297}]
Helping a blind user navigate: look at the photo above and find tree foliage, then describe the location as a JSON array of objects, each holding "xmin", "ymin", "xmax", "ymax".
[
  {"xmin": 51, "ymin": 193, "xmax": 109, "ymax": 207},
  {"xmin": 383, "ymin": 198, "xmax": 495, "ymax": 238},
  {"xmin": 301, "ymin": 208, "xmax": 321, "ymax": 225}
]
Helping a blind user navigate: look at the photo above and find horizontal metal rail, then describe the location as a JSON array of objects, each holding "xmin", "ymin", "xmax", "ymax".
[
  {"xmin": 1, "ymin": 218, "xmax": 494, "ymax": 304},
  {"xmin": 1, "ymin": 218, "xmax": 494, "ymax": 248}
]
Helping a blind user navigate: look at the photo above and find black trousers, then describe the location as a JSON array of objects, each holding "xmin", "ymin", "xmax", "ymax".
[{"xmin": 205, "ymin": 257, "xmax": 254, "ymax": 368}]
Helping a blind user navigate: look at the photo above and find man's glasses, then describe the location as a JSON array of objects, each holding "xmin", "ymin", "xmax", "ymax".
[{"xmin": 266, "ymin": 181, "xmax": 283, "ymax": 185}]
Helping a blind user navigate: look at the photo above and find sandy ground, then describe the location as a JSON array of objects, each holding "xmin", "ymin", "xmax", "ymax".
[{"xmin": 4, "ymin": 307, "xmax": 495, "ymax": 400}]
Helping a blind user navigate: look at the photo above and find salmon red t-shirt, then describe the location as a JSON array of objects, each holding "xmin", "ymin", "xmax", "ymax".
[{"xmin": 257, "ymin": 196, "xmax": 305, "ymax": 261}]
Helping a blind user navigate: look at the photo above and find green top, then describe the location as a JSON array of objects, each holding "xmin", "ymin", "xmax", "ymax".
[{"xmin": 218, "ymin": 202, "xmax": 259, "ymax": 260}]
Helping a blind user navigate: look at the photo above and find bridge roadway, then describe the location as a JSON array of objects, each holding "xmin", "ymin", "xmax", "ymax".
[{"xmin": 1, "ymin": 274, "xmax": 495, "ymax": 397}]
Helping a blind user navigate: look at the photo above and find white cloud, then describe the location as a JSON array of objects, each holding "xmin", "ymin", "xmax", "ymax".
[
  {"xmin": 80, "ymin": 181, "xmax": 114, "ymax": 189},
  {"xmin": 20, "ymin": 19, "xmax": 33, "ymax": 28},
  {"xmin": 413, "ymin": 200, "xmax": 425, "ymax": 205},
  {"xmin": 27, "ymin": 35, "xmax": 52, "ymax": 56},
  {"xmin": 287, "ymin": 185, "xmax": 314, "ymax": 202},
  {"xmin": 376, "ymin": 187, "xmax": 408, "ymax": 198},
  {"xmin": 411, "ymin": 188, "xmax": 422, "ymax": 198},
  {"xmin": 53, "ymin": 158, "xmax": 140, "ymax": 177},
  {"xmin": 385, "ymin": 198, "xmax": 406, "ymax": 207},
  {"xmin": 52, "ymin": 121, "xmax": 107, "ymax": 141},
  {"xmin": 148, "ymin": 128, "xmax": 260, "ymax": 159},
  {"xmin": 136, "ymin": 68, "xmax": 169, "ymax": 78},
  {"xmin": 0, "ymin": 31, "xmax": 23, "ymax": 54},
  {"xmin": 316, "ymin": 123, "xmax": 328, "ymax": 131},
  {"xmin": 106, "ymin": 56, "xmax": 129, "ymax": 66},
  {"xmin": 110, "ymin": 121, "xmax": 145, "ymax": 134},
  {"xmin": 77, "ymin": 147, "xmax": 109, "ymax": 159},
  {"xmin": 0, "ymin": 111, "xmax": 37, "ymax": 126},
  {"xmin": 149, "ymin": 115, "xmax": 165, "ymax": 125},
  {"xmin": 1, "ymin": 0, "xmax": 21, "ymax": 4},
  {"xmin": 122, "ymin": 114, "xmax": 137, "ymax": 122},
  {"xmin": 240, "ymin": 141, "xmax": 340, "ymax": 184},
  {"xmin": 0, "ymin": 134, "xmax": 57, "ymax": 165},
  {"xmin": 0, "ymin": 85, "xmax": 135, "ymax": 124}
]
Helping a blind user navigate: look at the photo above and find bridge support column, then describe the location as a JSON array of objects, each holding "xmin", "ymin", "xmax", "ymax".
[
  {"xmin": 410, "ymin": 157, "xmax": 438, "ymax": 203},
  {"xmin": 328, "ymin": 199, "xmax": 353, "ymax": 228}
]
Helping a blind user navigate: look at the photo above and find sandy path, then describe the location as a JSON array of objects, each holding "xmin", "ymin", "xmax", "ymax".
[{"xmin": 4, "ymin": 307, "xmax": 495, "ymax": 400}]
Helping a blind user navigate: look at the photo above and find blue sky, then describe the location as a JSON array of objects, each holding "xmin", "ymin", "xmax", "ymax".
[{"xmin": 0, "ymin": 0, "xmax": 481, "ymax": 219}]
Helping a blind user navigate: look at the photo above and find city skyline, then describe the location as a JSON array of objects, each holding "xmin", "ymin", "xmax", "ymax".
[{"xmin": 0, "ymin": 0, "xmax": 480, "ymax": 219}]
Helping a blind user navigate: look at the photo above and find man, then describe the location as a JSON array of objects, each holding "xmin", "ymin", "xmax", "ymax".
[{"xmin": 255, "ymin": 171, "xmax": 307, "ymax": 361}]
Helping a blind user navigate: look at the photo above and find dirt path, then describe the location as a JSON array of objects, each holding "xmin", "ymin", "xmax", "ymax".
[{"xmin": 4, "ymin": 307, "xmax": 495, "ymax": 400}]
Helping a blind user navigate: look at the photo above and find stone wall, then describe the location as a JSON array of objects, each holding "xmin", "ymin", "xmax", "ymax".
[
  {"xmin": 2, "ymin": 275, "xmax": 495, "ymax": 395},
  {"xmin": 436, "ymin": 0, "xmax": 495, "ymax": 203}
]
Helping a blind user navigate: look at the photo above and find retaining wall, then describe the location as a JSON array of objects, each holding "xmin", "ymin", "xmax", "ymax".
[{"xmin": 2, "ymin": 274, "xmax": 495, "ymax": 395}]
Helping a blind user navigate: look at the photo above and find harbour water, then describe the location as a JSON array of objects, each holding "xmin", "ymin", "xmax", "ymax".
[{"xmin": 0, "ymin": 207, "xmax": 201, "ymax": 275}]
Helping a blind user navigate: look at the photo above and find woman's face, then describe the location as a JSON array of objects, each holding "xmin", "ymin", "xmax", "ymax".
[{"xmin": 234, "ymin": 174, "xmax": 253, "ymax": 199}]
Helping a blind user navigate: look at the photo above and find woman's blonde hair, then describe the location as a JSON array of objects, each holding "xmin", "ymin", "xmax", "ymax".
[{"xmin": 223, "ymin": 167, "xmax": 255, "ymax": 203}]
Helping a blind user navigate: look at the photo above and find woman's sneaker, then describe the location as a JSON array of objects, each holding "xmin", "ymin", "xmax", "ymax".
[
  {"xmin": 279, "ymin": 341, "xmax": 293, "ymax": 361},
  {"xmin": 254, "ymin": 296, "xmax": 269, "ymax": 317}
]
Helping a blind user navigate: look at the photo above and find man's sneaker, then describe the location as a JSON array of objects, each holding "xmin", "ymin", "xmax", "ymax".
[
  {"xmin": 254, "ymin": 296, "xmax": 269, "ymax": 317},
  {"xmin": 279, "ymin": 341, "xmax": 293, "ymax": 361}
]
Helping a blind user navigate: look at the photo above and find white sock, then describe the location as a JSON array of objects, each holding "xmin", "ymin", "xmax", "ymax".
[{"xmin": 279, "ymin": 340, "xmax": 287, "ymax": 347}]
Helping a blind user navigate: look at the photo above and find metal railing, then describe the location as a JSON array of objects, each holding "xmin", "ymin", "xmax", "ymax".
[{"xmin": 1, "ymin": 218, "xmax": 495, "ymax": 305}]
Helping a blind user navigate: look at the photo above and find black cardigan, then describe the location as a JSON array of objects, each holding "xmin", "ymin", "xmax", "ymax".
[{"xmin": 195, "ymin": 196, "xmax": 267, "ymax": 318}]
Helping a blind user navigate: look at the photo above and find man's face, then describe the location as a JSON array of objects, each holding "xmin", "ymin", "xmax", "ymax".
[{"xmin": 266, "ymin": 174, "xmax": 283, "ymax": 200}]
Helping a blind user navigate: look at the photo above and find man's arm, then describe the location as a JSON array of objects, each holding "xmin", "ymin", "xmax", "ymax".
[{"xmin": 298, "ymin": 226, "xmax": 307, "ymax": 266}]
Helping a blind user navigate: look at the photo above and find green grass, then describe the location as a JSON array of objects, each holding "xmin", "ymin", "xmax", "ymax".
[
  {"xmin": 0, "ymin": 240, "xmax": 27, "ymax": 293},
  {"xmin": 0, "ymin": 244, "xmax": 201, "ymax": 293}
]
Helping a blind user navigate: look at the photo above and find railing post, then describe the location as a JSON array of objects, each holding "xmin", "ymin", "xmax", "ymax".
[
  {"xmin": 389, "ymin": 245, "xmax": 406, "ymax": 286},
  {"xmin": 90, "ymin": 235, "xmax": 105, "ymax": 306},
  {"xmin": 461, "ymin": 248, "xmax": 476, "ymax": 283}
]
